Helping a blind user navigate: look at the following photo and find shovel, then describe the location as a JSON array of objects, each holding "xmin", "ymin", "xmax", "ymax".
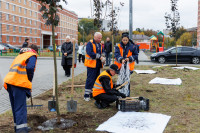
[
  {"xmin": 27, "ymin": 94, "xmax": 43, "ymax": 108},
  {"xmin": 48, "ymin": 71, "xmax": 56, "ymax": 112},
  {"xmin": 67, "ymin": 40, "xmax": 77, "ymax": 112}
]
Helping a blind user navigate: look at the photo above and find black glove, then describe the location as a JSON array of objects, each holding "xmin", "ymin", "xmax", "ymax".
[{"xmin": 120, "ymin": 93, "xmax": 126, "ymax": 98}]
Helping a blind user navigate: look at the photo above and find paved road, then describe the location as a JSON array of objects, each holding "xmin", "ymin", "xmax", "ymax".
[{"xmin": 0, "ymin": 58, "xmax": 86, "ymax": 114}]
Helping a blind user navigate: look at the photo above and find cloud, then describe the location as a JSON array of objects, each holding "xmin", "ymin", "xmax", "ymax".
[{"xmin": 60, "ymin": 0, "xmax": 198, "ymax": 31}]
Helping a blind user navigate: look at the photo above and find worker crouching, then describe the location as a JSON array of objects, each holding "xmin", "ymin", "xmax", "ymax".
[{"xmin": 92, "ymin": 64, "xmax": 126, "ymax": 109}]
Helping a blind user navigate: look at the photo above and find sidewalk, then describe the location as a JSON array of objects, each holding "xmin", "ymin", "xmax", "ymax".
[{"xmin": 138, "ymin": 50, "xmax": 150, "ymax": 62}]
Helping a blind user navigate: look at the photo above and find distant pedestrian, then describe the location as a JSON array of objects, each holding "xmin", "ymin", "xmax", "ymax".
[
  {"xmin": 78, "ymin": 42, "xmax": 84, "ymax": 63},
  {"xmin": 101, "ymin": 41, "xmax": 105, "ymax": 49},
  {"xmin": 22, "ymin": 38, "xmax": 29, "ymax": 48},
  {"xmin": 61, "ymin": 36, "xmax": 73, "ymax": 77},
  {"xmin": 0, "ymin": 73, "xmax": 3, "ymax": 90},
  {"xmin": 81, "ymin": 42, "xmax": 87, "ymax": 63},
  {"xmin": 4, "ymin": 44, "xmax": 38, "ymax": 133},
  {"xmin": 104, "ymin": 37, "xmax": 112, "ymax": 66}
]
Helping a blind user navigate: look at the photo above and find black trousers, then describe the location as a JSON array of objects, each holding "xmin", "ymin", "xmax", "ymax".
[
  {"xmin": 94, "ymin": 93, "xmax": 118, "ymax": 107},
  {"xmin": 63, "ymin": 65, "xmax": 71, "ymax": 76},
  {"xmin": 82, "ymin": 55, "xmax": 85, "ymax": 63},
  {"xmin": 78, "ymin": 54, "xmax": 82, "ymax": 63}
]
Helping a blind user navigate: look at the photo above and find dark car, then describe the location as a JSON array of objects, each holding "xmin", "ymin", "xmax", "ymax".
[{"xmin": 150, "ymin": 46, "xmax": 200, "ymax": 64}]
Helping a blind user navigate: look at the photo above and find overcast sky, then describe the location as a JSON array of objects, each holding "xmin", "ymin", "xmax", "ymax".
[{"xmin": 61, "ymin": 0, "xmax": 198, "ymax": 31}]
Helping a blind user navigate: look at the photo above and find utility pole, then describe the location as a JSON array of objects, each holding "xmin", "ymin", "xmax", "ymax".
[
  {"xmin": 129, "ymin": 0, "xmax": 133, "ymax": 40},
  {"xmin": 112, "ymin": 0, "xmax": 115, "ymax": 63}
]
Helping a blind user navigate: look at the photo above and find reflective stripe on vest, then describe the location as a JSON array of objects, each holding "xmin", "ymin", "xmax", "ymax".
[
  {"xmin": 92, "ymin": 71, "xmax": 113, "ymax": 97},
  {"xmin": 114, "ymin": 43, "xmax": 135, "ymax": 71},
  {"xmin": 84, "ymin": 40, "xmax": 103, "ymax": 68},
  {"xmin": 4, "ymin": 52, "xmax": 37, "ymax": 90}
]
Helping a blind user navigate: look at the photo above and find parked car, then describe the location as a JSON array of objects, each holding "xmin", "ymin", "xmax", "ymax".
[
  {"xmin": 0, "ymin": 44, "xmax": 9, "ymax": 53},
  {"xmin": 48, "ymin": 46, "xmax": 58, "ymax": 52},
  {"xmin": 0, "ymin": 43, "xmax": 20, "ymax": 52},
  {"xmin": 150, "ymin": 46, "xmax": 200, "ymax": 64}
]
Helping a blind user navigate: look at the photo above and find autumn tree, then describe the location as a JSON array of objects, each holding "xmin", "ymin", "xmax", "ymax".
[
  {"xmin": 37, "ymin": 0, "xmax": 67, "ymax": 116},
  {"xmin": 176, "ymin": 32, "xmax": 192, "ymax": 46}
]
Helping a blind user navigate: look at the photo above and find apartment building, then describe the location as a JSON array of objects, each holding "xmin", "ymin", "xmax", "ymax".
[
  {"xmin": 0, "ymin": 0, "xmax": 78, "ymax": 48},
  {"xmin": 198, "ymin": 0, "xmax": 200, "ymax": 47}
]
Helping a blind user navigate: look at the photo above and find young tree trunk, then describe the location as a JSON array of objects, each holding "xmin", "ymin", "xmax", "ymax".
[{"xmin": 52, "ymin": 22, "xmax": 60, "ymax": 116}]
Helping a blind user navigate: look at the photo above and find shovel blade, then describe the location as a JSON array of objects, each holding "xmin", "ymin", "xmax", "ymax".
[
  {"xmin": 67, "ymin": 100, "xmax": 77, "ymax": 112},
  {"xmin": 48, "ymin": 100, "xmax": 56, "ymax": 112}
]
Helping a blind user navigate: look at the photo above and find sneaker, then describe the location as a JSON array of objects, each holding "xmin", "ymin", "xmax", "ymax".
[{"xmin": 84, "ymin": 97, "xmax": 90, "ymax": 102}]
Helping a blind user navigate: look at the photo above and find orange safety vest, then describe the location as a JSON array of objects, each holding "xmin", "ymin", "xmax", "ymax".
[
  {"xmin": 114, "ymin": 44, "xmax": 135, "ymax": 71},
  {"xmin": 93, "ymin": 71, "xmax": 113, "ymax": 97},
  {"xmin": 4, "ymin": 52, "xmax": 37, "ymax": 90},
  {"xmin": 84, "ymin": 40, "xmax": 103, "ymax": 68}
]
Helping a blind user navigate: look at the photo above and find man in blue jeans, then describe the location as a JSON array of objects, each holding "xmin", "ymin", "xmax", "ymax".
[{"xmin": 104, "ymin": 37, "xmax": 112, "ymax": 66}]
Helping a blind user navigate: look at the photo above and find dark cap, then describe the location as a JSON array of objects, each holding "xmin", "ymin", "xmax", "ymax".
[
  {"xmin": 110, "ymin": 64, "xmax": 119, "ymax": 74},
  {"xmin": 25, "ymin": 38, "xmax": 29, "ymax": 42},
  {"xmin": 122, "ymin": 32, "xmax": 129, "ymax": 39}
]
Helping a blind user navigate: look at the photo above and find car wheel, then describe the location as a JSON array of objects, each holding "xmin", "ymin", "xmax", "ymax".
[
  {"xmin": 158, "ymin": 56, "xmax": 166, "ymax": 63},
  {"xmin": 192, "ymin": 57, "xmax": 200, "ymax": 64}
]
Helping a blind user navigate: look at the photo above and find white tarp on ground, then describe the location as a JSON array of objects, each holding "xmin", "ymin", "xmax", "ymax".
[
  {"xmin": 172, "ymin": 66, "xmax": 200, "ymax": 70},
  {"xmin": 134, "ymin": 70, "xmax": 157, "ymax": 74},
  {"xmin": 96, "ymin": 111, "xmax": 171, "ymax": 133},
  {"xmin": 149, "ymin": 77, "xmax": 182, "ymax": 85}
]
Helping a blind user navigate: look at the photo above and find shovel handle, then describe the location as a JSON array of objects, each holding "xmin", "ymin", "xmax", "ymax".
[
  {"xmin": 116, "ymin": 81, "xmax": 129, "ymax": 90},
  {"xmin": 71, "ymin": 40, "xmax": 75, "ymax": 95},
  {"xmin": 53, "ymin": 71, "xmax": 56, "ymax": 96}
]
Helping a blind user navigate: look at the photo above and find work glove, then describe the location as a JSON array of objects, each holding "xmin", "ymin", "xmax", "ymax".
[{"xmin": 120, "ymin": 93, "xmax": 126, "ymax": 98}]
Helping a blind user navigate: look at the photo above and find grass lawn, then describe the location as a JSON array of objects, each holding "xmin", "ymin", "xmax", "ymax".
[{"xmin": 0, "ymin": 65, "xmax": 200, "ymax": 133}]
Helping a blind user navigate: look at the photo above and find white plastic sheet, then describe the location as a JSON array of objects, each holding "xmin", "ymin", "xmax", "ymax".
[
  {"xmin": 96, "ymin": 111, "xmax": 171, "ymax": 133},
  {"xmin": 149, "ymin": 77, "xmax": 182, "ymax": 85},
  {"xmin": 134, "ymin": 70, "xmax": 157, "ymax": 74},
  {"xmin": 172, "ymin": 66, "xmax": 200, "ymax": 70},
  {"xmin": 0, "ymin": 73, "xmax": 3, "ymax": 90}
]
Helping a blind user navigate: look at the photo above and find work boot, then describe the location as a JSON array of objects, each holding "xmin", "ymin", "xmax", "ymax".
[{"xmin": 94, "ymin": 101, "xmax": 103, "ymax": 109}]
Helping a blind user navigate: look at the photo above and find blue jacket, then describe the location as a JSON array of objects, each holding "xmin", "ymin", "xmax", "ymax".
[
  {"xmin": 86, "ymin": 39, "xmax": 104, "ymax": 68},
  {"xmin": 115, "ymin": 41, "xmax": 138, "ymax": 63}
]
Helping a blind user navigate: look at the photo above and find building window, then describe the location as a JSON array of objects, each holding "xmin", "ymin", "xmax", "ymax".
[
  {"xmin": 35, "ymin": 29, "xmax": 37, "ymax": 34},
  {"xmin": 30, "ymin": 10, "xmax": 32, "ymax": 16},
  {"xmin": 35, "ymin": 21, "xmax": 37, "ymax": 26},
  {"xmin": 34, "ymin": 12, "xmax": 37, "ymax": 17},
  {"xmin": 6, "ymin": 14, "xmax": 9, "ymax": 20},
  {"xmin": 24, "ymin": 9, "xmax": 27, "ymax": 15},
  {"xmin": 7, "ymin": 36, "xmax": 9, "ymax": 42},
  {"xmin": 19, "ymin": 27, "xmax": 22, "ymax": 33},
  {"xmin": 30, "ymin": 38, "xmax": 32, "ymax": 43},
  {"xmin": 24, "ymin": 0, "xmax": 26, "ymax": 5},
  {"xmin": 19, "ymin": 17, "xmax": 21, "ymax": 23},
  {"xmin": 0, "ymin": 1, "xmax": 2, "ymax": 8},
  {"xmin": 19, "ymin": 37, "xmax": 22, "ymax": 42},
  {"xmin": 6, "ymin": 25, "xmax": 9, "ymax": 31},
  {"xmin": 19, "ymin": 0, "xmax": 21, "ymax": 3},
  {"xmin": 13, "ymin": 5, "xmax": 16, "ymax": 11},
  {"xmin": 19, "ymin": 7, "xmax": 21, "ymax": 13},
  {"xmin": 34, "ymin": 3, "xmax": 36, "ymax": 8},
  {"xmin": 13, "ymin": 16, "xmax": 15, "ymax": 22},
  {"xmin": 24, "ymin": 18, "xmax": 27, "ymax": 24},
  {"xmin": 6, "ymin": 3, "xmax": 9, "ymax": 9},
  {"xmin": 0, "ymin": 12, "xmax": 2, "ymax": 20},
  {"xmin": 24, "ymin": 28, "xmax": 27, "ymax": 33},
  {"xmin": 30, "ymin": 20, "xmax": 32, "ymax": 25},
  {"xmin": 30, "ymin": 28, "xmax": 32, "ymax": 34},
  {"xmin": 29, "ymin": 1, "xmax": 32, "ymax": 7},
  {"xmin": 13, "ymin": 26, "xmax": 16, "ymax": 32},
  {"xmin": 35, "ymin": 38, "xmax": 37, "ymax": 43},
  {"xmin": 13, "ymin": 36, "xmax": 16, "ymax": 42}
]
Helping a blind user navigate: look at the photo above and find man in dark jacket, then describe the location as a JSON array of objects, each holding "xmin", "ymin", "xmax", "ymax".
[
  {"xmin": 104, "ymin": 37, "xmax": 112, "ymax": 66},
  {"xmin": 92, "ymin": 64, "xmax": 126, "ymax": 109},
  {"xmin": 61, "ymin": 36, "xmax": 73, "ymax": 77},
  {"xmin": 22, "ymin": 38, "xmax": 29, "ymax": 48}
]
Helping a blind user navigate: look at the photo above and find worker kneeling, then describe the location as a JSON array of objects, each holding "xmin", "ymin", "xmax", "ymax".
[{"xmin": 92, "ymin": 64, "xmax": 126, "ymax": 109}]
